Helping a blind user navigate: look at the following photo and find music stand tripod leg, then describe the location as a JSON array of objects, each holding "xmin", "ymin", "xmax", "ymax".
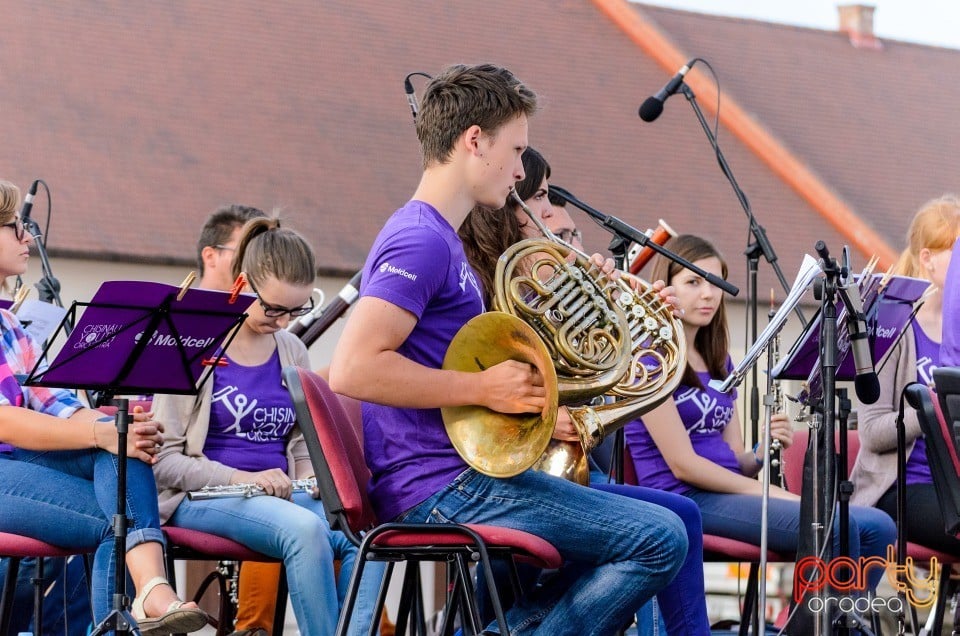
[{"xmin": 90, "ymin": 398, "xmax": 138, "ymax": 635}]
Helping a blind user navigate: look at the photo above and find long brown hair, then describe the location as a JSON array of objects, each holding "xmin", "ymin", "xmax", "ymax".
[
  {"xmin": 650, "ymin": 234, "xmax": 729, "ymax": 388},
  {"xmin": 458, "ymin": 147, "xmax": 550, "ymax": 306}
]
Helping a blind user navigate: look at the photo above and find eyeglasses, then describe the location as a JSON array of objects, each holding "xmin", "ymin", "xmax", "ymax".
[
  {"xmin": 247, "ymin": 277, "xmax": 315, "ymax": 318},
  {"xmin": 213, "ymin": 244, "xmax": 236, "ymax": 252},
  {"xmin": 1, "ymin": 218, "xmax": 25, "ymax": 242},
  {"xmin": 556, "ymin": 228, "xmax": 582, "ymax": 244}
]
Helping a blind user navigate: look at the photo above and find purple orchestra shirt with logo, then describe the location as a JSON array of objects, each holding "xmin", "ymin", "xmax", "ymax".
[
  {"xmin": 625, "ymin": 358, "xmax": 739, "ymax": 494},
  {"xmin": 204, "ymin": 349, "xmax": 296, "ymax": 473},
  {"xmin": 360, "ymin": 200, "xmax": 484, "ymax": 522},
  {"xmin": 905, "ymin": 323, "xmax": 939, "ymax": 485}
]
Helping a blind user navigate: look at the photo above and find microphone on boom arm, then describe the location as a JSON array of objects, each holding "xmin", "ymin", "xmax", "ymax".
[{"xmin": 638, "ymin": 60, "xmax": 695, "ymax": 123}]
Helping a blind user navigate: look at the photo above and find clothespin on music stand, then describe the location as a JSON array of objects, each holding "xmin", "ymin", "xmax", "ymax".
[
  {"xmin": 228, "ymin": 273, "xmax": 246, "ymax": 304},
  {"xmin": 176, "ymin": 271, "xmax": 197, "ymax": 302}
]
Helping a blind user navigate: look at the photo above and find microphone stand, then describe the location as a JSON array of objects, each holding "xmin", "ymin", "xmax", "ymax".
[
  {"xmin": 677, "ymin": 82, "xmax": 806, "ymax": 452},
  {"xmin": 24, "ymin": 212, "xmax": 100, "ymax": 407},
  {"xmin": 24, "ymin": 217, "xmax": 64, "ymax": 309},
  {"xmin": 807, "ymin": 241, "xmax": 874, "ymax": 636},
  {"xmin": 549, "ymin": 186, "xmax": 739, "ymax": 298},
  {"xmin": 606, "ymin": 232, "xmax": 631, "ymax": 486}
]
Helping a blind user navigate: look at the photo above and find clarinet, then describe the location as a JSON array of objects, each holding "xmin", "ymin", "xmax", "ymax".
[
  {"xmin": 187, "ymin": 477, "xmax": 317, "ymax": 500},
  {"xmin": 288, "ymin": 271, "xmax": 361, "ymax": 348},
  {"xmin": 768, "ymin": 297, "xmax": 786, "ymax": 489}
]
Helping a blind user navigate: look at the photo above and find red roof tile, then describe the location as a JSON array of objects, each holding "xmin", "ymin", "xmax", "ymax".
[{"xmin": 2, "ymin": 1, "xmax": 955, "ymax": 298}]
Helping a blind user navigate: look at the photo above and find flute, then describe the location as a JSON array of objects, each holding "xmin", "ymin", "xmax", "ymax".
[{"xmin": 187, "ymin": 477, "xmax": 317, "ymax": 500}]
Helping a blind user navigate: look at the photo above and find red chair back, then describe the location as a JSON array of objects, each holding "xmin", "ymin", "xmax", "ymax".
[{"xmin": 284, "ymin": 367, "xmax": 377, "ymax": 539}]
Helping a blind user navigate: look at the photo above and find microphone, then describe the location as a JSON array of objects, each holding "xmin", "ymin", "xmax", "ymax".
[
  {"xmin": 404, "ymin": 76, "xmax": 418, "ymax": 121},
  {"xmin": 20, "ymin": 179, "xmax": 39, "ymax": 225},
  {"xmin": 638, "ymin": 60, "xmax": 695, "ymax": 123},
  {"xmin": 844, "ymin": 281, "xmax": 881, "ymax": 404}
]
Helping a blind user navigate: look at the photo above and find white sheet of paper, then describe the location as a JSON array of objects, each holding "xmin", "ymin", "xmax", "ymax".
[{"xmin": 16, "ymin": 299, "xmax": 69, "ymax": 344}]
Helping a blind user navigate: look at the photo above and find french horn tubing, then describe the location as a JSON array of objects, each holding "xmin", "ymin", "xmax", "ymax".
[{"xmin": 442, "ymin": 189, "xmax": 685, "ymax": 484}]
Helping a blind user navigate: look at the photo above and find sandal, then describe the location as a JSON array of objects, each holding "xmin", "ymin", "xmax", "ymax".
[{"xmin": 132, "ymin": 576, "xmax": 210, "ymax": 636}]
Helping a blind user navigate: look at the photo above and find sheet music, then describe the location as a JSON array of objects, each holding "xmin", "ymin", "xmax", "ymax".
[
  {"xmin": 709, "ymin": 254, "xmax": 822, "ymax": 393},
  {"xmin": 15, "ymin": 299, "xmax": 69, "ymax": 345}
]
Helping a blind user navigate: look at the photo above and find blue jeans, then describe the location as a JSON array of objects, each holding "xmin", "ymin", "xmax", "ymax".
[
  {"xmin": 593, "ymin": 483, "xmax": 710, "ymax": 635},
  {"xmin": 401, "ymin": 468, "xmax": 687, "ymax": 636},
  {"xmin": 686, "ymin": 489, "xmax": 897, "ymax": 591},
  {"xmin": 0, "ymin": 449, "xmax": 165, "ymax": 623},
  {"xmin": 170, "ymin": 491, "xmax": 384, "ymax": 636}
]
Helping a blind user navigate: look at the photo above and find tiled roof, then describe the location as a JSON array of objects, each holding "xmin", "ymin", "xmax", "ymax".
[{"xmin": 2, "ymin": 1, "xmax": 956, "ymax": 297}]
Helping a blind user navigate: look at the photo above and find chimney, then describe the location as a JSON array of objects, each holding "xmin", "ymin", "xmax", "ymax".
[{"xmin": 837, "ymin": 4, "xmax": 882, "ymax": 49}]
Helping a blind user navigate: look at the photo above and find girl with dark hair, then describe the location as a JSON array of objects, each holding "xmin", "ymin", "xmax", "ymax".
[
  {"xmin": 625, "ymin": 234, "xmax": 896, "ymax": 596},
  {"xmin": 152, "ymin": 216, "xmax": 384, "ymax": 636}
]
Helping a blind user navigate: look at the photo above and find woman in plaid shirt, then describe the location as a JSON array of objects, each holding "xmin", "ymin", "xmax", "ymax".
[{"xmin": 0, "ymin": 180, "xmax": 207, "ymax": 635}]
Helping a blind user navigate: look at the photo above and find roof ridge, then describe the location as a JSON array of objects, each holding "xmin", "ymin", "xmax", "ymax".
[{"xmin": 592, "ymin": 0, "xmax": 897, "ymax": 268}]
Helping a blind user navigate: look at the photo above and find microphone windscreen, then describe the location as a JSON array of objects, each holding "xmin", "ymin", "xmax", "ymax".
[
  {"xmin": 638, "ymin": 98, "xmax": 663, "ymax": 122},
  {"xmin": 855, "ymin": 372, "xmax": 881, "ymax": 405}
]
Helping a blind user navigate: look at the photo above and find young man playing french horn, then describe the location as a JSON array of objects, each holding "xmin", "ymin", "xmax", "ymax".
[{"xmin": 330, "ymin": 63, "xmax": 687, "ymax": 636}]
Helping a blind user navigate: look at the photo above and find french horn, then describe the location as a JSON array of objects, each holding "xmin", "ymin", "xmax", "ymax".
[{"xmin": 442, "ymin": 189, "xmax": 685, "ymax": 484}]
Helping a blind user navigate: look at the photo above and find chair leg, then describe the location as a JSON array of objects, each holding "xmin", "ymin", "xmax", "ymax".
[
  {"xmin": 738, "ymin": 563, "xmax": 760, "ymax": 636},
  {"xmin": 394, "ymin": 562, "xmax": 420, "ymax": 636},
  {"xmin": 453, "ymin": 554, "xmax": 482, "ymax": 636},
  {"xmin": 368, "ymin": 562, "xmax": 393, "ymax": 636},
  {"xmin": 0, "ymin": 557, "xmax": 22, "ymax": 636},
  {"xmin": 272, "ymin": 563, "xmax": 288, "ymax": 636},
  {"xmin": 919, "ymin": 569, "xmax": 953, "ymax": 636},
  {"xmin": 31, "ymin": 557, "xmax": 44, "ymax": 636}
]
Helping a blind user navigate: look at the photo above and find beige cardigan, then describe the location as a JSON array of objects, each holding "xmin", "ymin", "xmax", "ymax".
[
  {"xmin": 849, "ymin": 324, "xmax": 923, "ymax": 507},
  {"xmin": 152, "ymin": 329, "xmax": 313, "ymax": 524}
]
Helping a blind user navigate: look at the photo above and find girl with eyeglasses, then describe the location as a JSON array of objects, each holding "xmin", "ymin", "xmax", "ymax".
[
  {"xmin": 0, "ymin": 180, "xmax": 209, "ymax": 634},
  {"xmin": 151, "ymin": 216, "xmax": 384, "ymax": 636}
]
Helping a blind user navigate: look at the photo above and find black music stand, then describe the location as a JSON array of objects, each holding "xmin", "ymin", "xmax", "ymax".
[
  {"xmin": 25, "ymin": 279, "xmax": 249, "ymax": 634},
  {"xmin": 774, "ymin": 249, "xmax": 929, "ymax": 635}
]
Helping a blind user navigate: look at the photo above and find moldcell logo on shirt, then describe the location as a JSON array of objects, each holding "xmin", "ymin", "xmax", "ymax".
[{"xmin": 380, "ymin": 261, "xmax": 418, "ymax": 281}]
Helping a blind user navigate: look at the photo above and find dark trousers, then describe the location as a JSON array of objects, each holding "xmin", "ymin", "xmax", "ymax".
[
  {"xmin": 877, "ymin": 482, "xmax": 960, "ymax": 555},
  {"xmin": 0, "ymin": 555, "xmax": 91, "ymax": 636}
]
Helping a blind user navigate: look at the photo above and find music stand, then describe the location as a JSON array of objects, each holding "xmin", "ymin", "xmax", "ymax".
[
  {"xmin": 25, "ymin": 279, "xmax": 250, "ymax": 634},
  {"xmin": 774, "ymin": 253, "xmax": 930, "ymax": 635}
]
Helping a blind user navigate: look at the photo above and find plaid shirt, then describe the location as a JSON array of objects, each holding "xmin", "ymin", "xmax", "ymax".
[{"xmin": 0, "ymin": 308, "xmax": 83, "ymax": 453}]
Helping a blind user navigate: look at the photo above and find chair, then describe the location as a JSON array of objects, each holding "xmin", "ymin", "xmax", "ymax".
[
  {"xmin": 902, "ymin": 373, "xmax": 960, "ymax": 635},
  {"xmin": 162, "ymin": 526, "xmax": 288, "ymax": 636},
  {"xmin": 0, "ymin": 534, "xmax": 93, "ymax": 636},
  {"xmin": 99, "ymin": 399, "xmax": 285, "ymax": 634},
  {"xmin": 283, "ymin": 366, "xmax": 562, "ymax": 636}
]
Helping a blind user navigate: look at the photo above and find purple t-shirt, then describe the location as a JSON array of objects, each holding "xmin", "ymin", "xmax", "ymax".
[
  {"xmin": 205, "ymin": 349, "xmax": 295, "ymax": 473},
  {"xmin": 361, "ymin": 200, "xmax": 485, "ymax": 522},
  {"xmin": 905, "ymin": 324, "xmax": 939, "ymax": 485},
  {"xmin": 625, "ymin": 358, "xmax": 740, "ymax": 494},
  {"xmin": 943, "ymin": 237, "xmax": 960, "ymax": 366}
]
